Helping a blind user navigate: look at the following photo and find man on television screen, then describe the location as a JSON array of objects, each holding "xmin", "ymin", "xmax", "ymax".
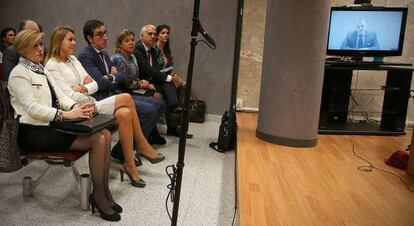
[{"xmin": 340, "ymin": 19, "xmax": 380, "ymax": 50}]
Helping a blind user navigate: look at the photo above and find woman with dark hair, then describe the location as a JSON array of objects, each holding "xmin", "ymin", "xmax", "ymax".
[
  {"xmin": 8, "ymin": 30, "xmax": 120, "ymax": 221},
  {"xmin": 155, "ymin": 24, "xmax": 185, "ymax": 88},
  {"xmin": 155, "ymin": 24, "xmax": 173, "ymax": 70}
]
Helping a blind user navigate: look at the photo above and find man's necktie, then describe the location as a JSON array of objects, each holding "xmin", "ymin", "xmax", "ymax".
[
  {"xmin": 357, "ymin": 35, "xmax": 364, "ymax": 49},
  {"xmin": 147, "ymin": 49, "xmax": 152, "ymax": 66},
  {"xmin": 98, "ymin": 51, "xmax": 109, "ymax": 75},
  {"xmin": 98, "ymin": 51, "xmax": 105, "ymax": 62}
]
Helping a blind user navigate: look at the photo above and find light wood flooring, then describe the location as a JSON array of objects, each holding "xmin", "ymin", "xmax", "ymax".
[{"xmin": 237, "ymin": 112, "xmax": 414, "ymax": 226}]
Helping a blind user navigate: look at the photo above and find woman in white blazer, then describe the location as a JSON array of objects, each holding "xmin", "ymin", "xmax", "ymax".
[
  {"xmin": 8, "ymin": 30, "xmax": 120, "ymax": 221},
  {"xmin": 45, "ymin": 26, "xmax": 165, "ymax": 188}
]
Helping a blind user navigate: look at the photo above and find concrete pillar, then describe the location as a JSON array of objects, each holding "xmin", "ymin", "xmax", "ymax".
[{"xmin": 256, "ymin": 0, "xmax": 331, "ymax": 147}]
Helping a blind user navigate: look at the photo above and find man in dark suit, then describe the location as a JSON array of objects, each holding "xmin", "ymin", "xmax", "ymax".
[
  {"xmin": 134, "ymin": 24, "xmax": 192, "ymax": 138},
  {"xmin": 2, "ymin": 20, "xmax": 40, "ymax": 81},
  {"xmin": 78, "ymin": 20, "xmax": 166, "ymax": 145},
  {"xmin": 340, "ymin": 19, "xmax": 380, "ymax": 50}
]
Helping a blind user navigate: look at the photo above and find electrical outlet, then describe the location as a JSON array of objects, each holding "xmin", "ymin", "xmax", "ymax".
[{"xmin": 236, "ymin": 98, "xmax": 243, "ymax": 110}]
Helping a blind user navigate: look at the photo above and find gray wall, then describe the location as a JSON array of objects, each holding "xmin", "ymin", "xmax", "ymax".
[{"xmin": 0, "ymin": 0, "xmax": 237, "ymax": 115}]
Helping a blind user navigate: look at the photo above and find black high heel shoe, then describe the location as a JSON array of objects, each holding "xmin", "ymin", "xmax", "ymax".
[
  {"xmin": 89, "ymin": 195, "xmax": 121, "ymax": 222},
  {"xmin": 120, "ymin": 166, "xmax": 146, "ymax": 188},
  {"xmin": 137, "ymin": 152, "xmax": 165, "ymax": 164},
  {"xmin": 111, "ymin": 203, "xmax": 122, "ymax": 213}
]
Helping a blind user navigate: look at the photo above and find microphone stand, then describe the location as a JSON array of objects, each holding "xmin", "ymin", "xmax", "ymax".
[{"xmin": 169, "ymin": 0, "xmax": 214, "ymax": 225}]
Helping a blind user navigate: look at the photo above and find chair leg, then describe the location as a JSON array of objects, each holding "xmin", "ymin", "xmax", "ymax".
[
  {"xmin": 71, "ymin": 164, "xmax": 80, "ymax": 185},
  {"xmin": 79, "ymin": 173, "xmax": 91, "ymax": 210},
  {"xmin": 71, "ymin": 164, "xmax": 91, "ymax": 210},
  {"xmin": 22, "ymin": 165, "xmax": 52, "ymax": 197}
]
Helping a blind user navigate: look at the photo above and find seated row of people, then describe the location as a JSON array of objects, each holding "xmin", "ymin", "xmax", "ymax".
[
  {"xmin": 3, "ymin": 19, "xmax": 189, "ymax": 222},
  {"xmin": 2, "ymin": 20, "xmax": 190, "ymax": 139}
]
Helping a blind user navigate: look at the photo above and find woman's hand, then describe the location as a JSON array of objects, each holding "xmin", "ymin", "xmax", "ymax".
[
  {"xmin": 83, "ymin": 75, "xmax": 93, "ymax": 84},
  {"xmin": 62, "ymin": 103, "xmax": 95, "ymax": 120},
  {"xmin": 72, "ymin": 85, "xmax": 88, "ymax": 93}
]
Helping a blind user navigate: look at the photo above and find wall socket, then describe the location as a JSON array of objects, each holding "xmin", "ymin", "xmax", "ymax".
[{"xmin": 236, "ymin": 98, "xmax": 243, "ymax": 110}]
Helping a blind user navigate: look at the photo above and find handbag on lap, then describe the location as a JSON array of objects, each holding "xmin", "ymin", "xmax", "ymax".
[{"xmin": 54, "ymin": 114, "xmax": 116, "ymax": 136}]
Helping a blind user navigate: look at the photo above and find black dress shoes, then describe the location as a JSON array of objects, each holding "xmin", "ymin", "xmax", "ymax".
[
  {"xmin": 148, "ymin": 128, "xmax": 167, "ymax": 145},
  {"xmin": 167, "ymin": 128, "xmax": 193, "ymax": 139},
  {"xmin": 148, "ymin": 134, "xmax": 167, "ymax": 145}
]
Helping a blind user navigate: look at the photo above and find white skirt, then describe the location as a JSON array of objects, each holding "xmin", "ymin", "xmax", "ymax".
[{"xmin": 96, "ymin": 95, "xmax": 116, "ymax": 115}]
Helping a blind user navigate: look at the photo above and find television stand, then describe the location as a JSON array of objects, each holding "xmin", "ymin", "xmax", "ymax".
[
  {"xmin": 325, "ymin": 59, "xmax": 413, "ymax": 67},
  {"xmin": 319, "ymin": 63, "xmax": 413, "ymax": 136}
]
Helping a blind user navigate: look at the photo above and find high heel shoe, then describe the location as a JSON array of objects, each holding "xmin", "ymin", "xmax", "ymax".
[
  {"xmin": 111, "ymin": 203, "xmax": 122, "ymax": 213},
  {"xmin": 89, "ymin": 195, "xmax": 121, "ymax": 222},
  {"xmin": 138, "ymin": 152, "xmax": 165, "ymax": 164},
  {"xmin": 120, "ymin": 166, "xmax": 146, "ymax": 188}
]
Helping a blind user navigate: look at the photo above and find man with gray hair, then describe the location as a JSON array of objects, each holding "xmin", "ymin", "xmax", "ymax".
[
  {"xmin": 340, "ymin": 18, "xmax": 380, "ymax": 50},
  {"xmin": 2, "ymin": 20, "xmax": 41, "ymax": 81}
]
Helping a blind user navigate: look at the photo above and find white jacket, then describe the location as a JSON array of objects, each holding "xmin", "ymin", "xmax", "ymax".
[
  {"xmin": 45, "ymin": 55, "xmax": 98, "ymax": 103},
  {"xmin": 8, "ymin": 64, "xmax": 76, "ymax": 126}
]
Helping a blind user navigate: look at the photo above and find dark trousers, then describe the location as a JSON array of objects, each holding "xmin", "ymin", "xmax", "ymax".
[
  {"xmin": 132, "ymin": 95, "xmax": 166, "ymax": 137},
  {"xmin": 159, "ymin": 82, "xmax": 179, "ymax": 108},
  {"xmin": 158, "ymin": 83, "xmax": 184, "ymax": 130}
]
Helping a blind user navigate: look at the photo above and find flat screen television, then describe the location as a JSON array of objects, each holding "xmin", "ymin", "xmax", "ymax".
[{"xmin": 326, "ymin": 6, "xmax": 408, "ymax": 59}]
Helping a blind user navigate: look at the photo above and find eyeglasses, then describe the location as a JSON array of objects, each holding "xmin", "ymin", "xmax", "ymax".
[
  {"xmin": 94, "ymin": 30, "xmax": 108, "ymax": 38},
  {"xmin": 146, "ymin": 32, "xmax": 156, "ymax": 36}
]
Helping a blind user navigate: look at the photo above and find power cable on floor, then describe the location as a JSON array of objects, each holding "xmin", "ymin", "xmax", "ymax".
[
  {"xmin": 165, "ymin": 164, "xmax": 177, "ymax": 221},
  {"xmin": 348, "ymin": 136, "xmax": 414, "ymax": 193}
]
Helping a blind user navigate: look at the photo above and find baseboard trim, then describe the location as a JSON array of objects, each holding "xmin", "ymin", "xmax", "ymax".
[{"xmin": 256, "ymin": 130, "xmax": 318, "ymax": 148}]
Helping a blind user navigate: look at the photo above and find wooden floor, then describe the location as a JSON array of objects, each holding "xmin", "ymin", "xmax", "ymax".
[{"xmin": 237, "ymin": 112, "xmax": 414, "ymax": 226}]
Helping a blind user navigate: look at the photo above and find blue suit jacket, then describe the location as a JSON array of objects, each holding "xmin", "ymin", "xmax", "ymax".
[
  {"xmin": 78, "ymin": 45, "xmax": 123, "ymax": 100},
  {"xmin": 340, "ymin": 30, "xmax": 380, "ymax": 50}
]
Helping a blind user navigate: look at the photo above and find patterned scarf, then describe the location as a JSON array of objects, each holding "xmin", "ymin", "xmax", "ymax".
[{"xmin": 18, "ymin": 57, "xmax": 45, "ymax": 75}]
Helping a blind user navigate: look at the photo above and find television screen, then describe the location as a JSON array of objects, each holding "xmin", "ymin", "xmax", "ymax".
[{"xmin": 326, "ymin": 7, "xmax": 408, "ymax": 57}]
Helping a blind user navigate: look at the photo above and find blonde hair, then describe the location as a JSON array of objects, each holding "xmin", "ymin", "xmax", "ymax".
[
  {"xmin": 14, "ymin": 30, "xmax": 44, "ymax": 56},
  {"xmin": 115, "ymin": 29, "xmax": 135, "ymax": 53},
  {"xmin": 46, "ymin": 26, "xmax": 75, "ymax": 63}
]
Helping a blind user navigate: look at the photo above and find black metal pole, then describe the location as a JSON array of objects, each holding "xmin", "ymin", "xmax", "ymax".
[
  {"xmin": 230, "ymin": 0, "xmax": 244, "ymax": 114},
  {"xmin": 171, "ymin": 1, "xmax": 200, "ymax": 225},
  {"xmin": 232, "ymin": 0, "xmax": 244, "ymax": 216}
]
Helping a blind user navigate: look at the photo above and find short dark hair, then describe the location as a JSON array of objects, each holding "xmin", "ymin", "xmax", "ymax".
[
  {"xmin": 1, "ymin": 27, "xmax": 16, "ymax": 38},
  {"xmin": 83, "ymin": 19, "xmax": 104, "ymax": 44}
]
